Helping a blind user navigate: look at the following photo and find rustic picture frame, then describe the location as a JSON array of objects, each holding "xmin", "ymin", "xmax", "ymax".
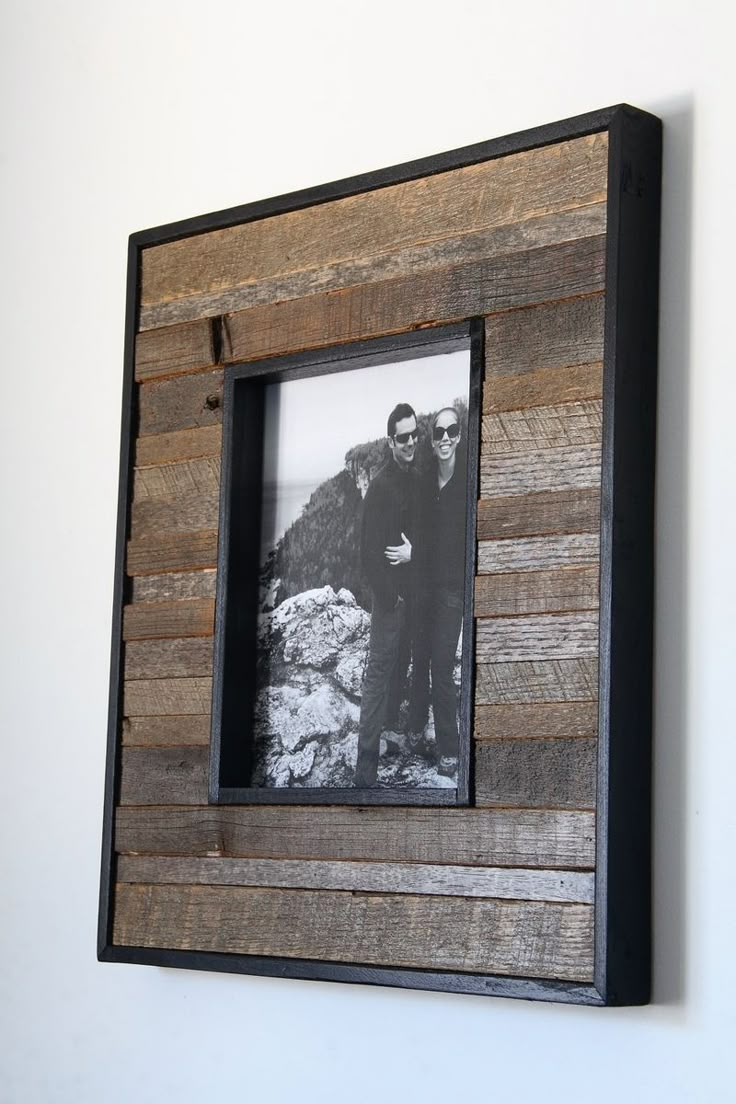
[{"xmin": 99, "ymin": 103, "xmax": 661, "ymax": 1005}]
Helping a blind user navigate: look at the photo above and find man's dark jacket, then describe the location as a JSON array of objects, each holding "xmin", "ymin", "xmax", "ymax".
[{"xmin": 360, "ymin": 458, "xmax": 418, "ymax": 611}]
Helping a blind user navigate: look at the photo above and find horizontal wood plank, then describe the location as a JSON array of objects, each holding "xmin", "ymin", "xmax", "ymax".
[
  {"xmin": 141, "ymin": 204, "xmax": 607, "ymax": 331},
  {"xmin": 134, "ymin": 319, "xmax": 216, "ymax": 382},
  {"xmin": 130, "ymin": 492, "xmax": 220, "ymax": 541},
  {"xmin": 475, "ymin": 739, "xmax": 597, "ymax": 810},
  {"xmin": 476, "ymin": 659, "xmax": 599, "ymax": 705},
  {"xmin": 120, "ymin": 746, "xmax": 209, "ymax": 805},
  {"xmin": 481, "ymin": 400, "xmax": 602, "ymax": 454},
  {"xmin": 117, "ymin": 855, "xmax": 594, "ymax": 904},
  {"xmin": 138, "ymin": 369, "xmax": 223, "ymax": 437},
  {"xmin": 474, "ymin": 566, "xmax": 599, "ymax": 616},
  {"xmin": 122, "ymin": 715, "xmax": 211, "ymax": 747},
  {"xmin": 476, "ymin": 488, "xmax": 601, "ymax": 541},
  {"xmin": 474, "ymin": 702, "xmax": 598, "ymax": 741},
  {"xmin": 130, "ymin": 569, "xmax": 217, "ymax": 603},
  {"xmin": 483, "ymin": 361, "xmax": 603, "ymax": 415},
  {"xmin": 126, "ymin": 530, "xmax": 218, "ymax": 576},
  {"xmin": 123, "ymin": 677, "xmax": 213, "ymax": 717},
  {"xmin": 222, "ymin": 236, "xmax": 606, "ymax": 364},
  {"xmin": 135, "ymin": 425, "xmax": 223, "ymax": 468},
  {"xmin": 477, "ymin": 532, "xmax": 600, "ymax": 573},
  {"xmin": 124, "ymin": 637, "xmax": 214, "ymax": 681},
  {"xmin": 132, "ymin": 457, "xmax": 221, "ymax": 500},
  {"xmin": 122, "ymin": 599, "xmax": 215, "ymax": 641},
  {"xmin": 141, "ymin": 134, "xmax": 608, "ymax": 310},
  {"xmin": 479, "ymin": 444, "xmax": 601, "ymax": 498},
  {"xmin": 115, "ymin": 805, "xmax": 595, "ymax": 868},
  {"xmin": 485, "ymin": 294, "xmax": 605, "ymax": 377},
  {"xmin": 475, "ymin": 613, "xmax": 599, "ymax": 663}
]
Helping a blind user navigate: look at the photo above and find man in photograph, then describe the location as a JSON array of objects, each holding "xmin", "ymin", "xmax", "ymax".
[{"xmin": 354, "ymin": 403, "xmax": 419, "ymax": 787}]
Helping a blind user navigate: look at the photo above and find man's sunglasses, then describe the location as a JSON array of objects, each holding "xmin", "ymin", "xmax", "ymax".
[
  {"xmin": 392, "ymin": 428, "xmax": 419, "ymax": 445},
  {"xmin": 432, "ymin": 422, "xmax": 460, "ymax": 442}
]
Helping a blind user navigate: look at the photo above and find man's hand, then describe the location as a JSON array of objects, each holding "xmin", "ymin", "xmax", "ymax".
[{"xmin": 384, "ymin": 532, "xmax": 412, "ymax": 566}]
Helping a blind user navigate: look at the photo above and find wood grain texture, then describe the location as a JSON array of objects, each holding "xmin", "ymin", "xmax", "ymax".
[
  {"xmin": 122, "ymin": 714, "xmax": 211, "ymax": 747},
  {"xmin": 474, "ymin": 702, "xmax": 598, "ymax": 741},
  {"xmin": 140, "ymin": 134, "xmax": 608, "ymax": 309},
  {"xmin": 140, "ymin": 204, "xmax": 607, "ymax": 331},
  {"xmin": 477, "ymin": 533, "xmax": 600, "ymax": 573},
  {"xmin": 132, "ymin": 457, "xmax": 220, "ymax": 500},
  {"xmin": 126, "ymin": 530, "xmax": 218, "ymax": 576},
  {"xmin": 476, "ymin": 659, "xmax": 599, "ymax": 705},
  {"xmin": 484, "ymin": 361, "xmax": 603, "ymax": 415},
  {"xmin": 113, "ymin": 882, "xmax": 594, "ymax": 980},
  {"xmin": 123, "ymin": 676, "xmax": 213, "ymax": 717},
  {"xmin": 116, "ymin": 854, "xmax": 595, "ymax": 904},
  {"xmin": 476, "ymin": 488, "xmax": 601, "ymax": 541},
  {"xmin": 114, "ymin": 805, "xmax": 596, "ymax": 868},
  {"xmin": 475, "ymin": 613, "xmax": 599, "ymax": 663},
  {"xmin": 222, "ymin": 236, "xmax": 606, "ymax": 364},
  {"xmin": 485, "ymin": 294, "xmax": 605, "ymax": 377},
  {"xmin": 138, "ymin": 369, "xmax": 223, "ymax": 437},
  {"xmin": 124, "ymin": 637, "xmax": 214, "ymax": 681},
  {"xmin": 120, "ymin": 746, "xmax": 209, "ymax": 805},
  {"xmin": 475, "ymin": 739, "xmax": 597, "ymax": 810},
  {"xmin": 130, "ymin": 493, "xmax": 220, "ymax": 541},
  {"xmin": 135, "ymin": 425, "xmax": 222, "ymax": 468},
  {"xmin": 482, "ymin": 400, "xmax": 602, "ymax": 454},
  {"xmin": 130, "ymin": 569, "xmax": 217, "ymax": 603},
  {"xmin": 122, "ymin": 599, "xmax": 215, "ymax": 641},
  {"xmin": 134, "ymin": 319, "xmax": 216, "ymax": 382},
  {"xmin": 474, "ymin": 566, "xmax": 599, "ymax": 616},
  {"xmin": 479, "ymin": 444, "xmax": 601, "ymax": 498}
]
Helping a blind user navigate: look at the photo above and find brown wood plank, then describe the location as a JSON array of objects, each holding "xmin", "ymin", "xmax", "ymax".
[
  {"xmin": 126, "ymin": 530, "xmax": 218, "ymax": 576},
  {"xmin": 484, "ymin": 361, "xmax": 603, "ymax": 415},
  {"xmin": 141, "ymin": 133, "xmax": 608, "ymax": 309},
  {"xmin": 475, "ymin": 612, "xmax": 598, "ymax": 663},
  {"xmin": 481, "ymin": 400, "xmax": 602, "ymax": 454},
  {"xmin": 474, "ymin": 566, "xmax": 599, "ymax": 617},
  {"xmin": 116, "ymin": 854, "xmax": 594, "ymax": 904},
  {"xmin": 122, "ymin": 599, "xmax": 215, "ymax": 641},
  {"xmin": 123, "ymin": 677, "xmax": 213, "ymax": 717},
  {"xmin": 486, "ymin": 294, "xmax": 605, "ymax": 377},
  {"xmin": 134, "ymin": 319, "xmax": 216, "ymax": 382},
  {"xmin": 115, "ymin": 805, "xmax": 595, "ymax": 868},
  {"xmin": 124, "ymin": 637, "xmax": 214, "ymax": 681},
  {"xmin": 122, "ymin": 715, "xmax": 211, "ymax": 747},
  {"xmin": 479, "ymin": 444, "xmax": 601, "ymax": 498},
  {"xmin": 138, "ymin": 369, "xmax": 223, "ymax": 437},
  {"xmin": 476, "ymin": 659, "xmax": 599, "ymax": 705},
  {"xmin": 474, "ymin": 702, "xmax": 598, "ymax": 741},
  {"xmin": 130, "ymin": 569, "xmax": 217, "ymax": 603},
  {"xmin": 476, "ymin": 488, "xmax": 601, "ymax": 541},
  {"xmin": 477, "ymin": 532, "xmax": 600, "ymax": 573},
  {"xmin": 135, "ymin": 425, "xmax": 223, "ymax": 468},
  {"xmin": 475, "ymin": 739, "xmax": 597, "ymax": 810},
  {"xmin": 119, "ymin": 747, "xmax": 208, "ymax": 805},
  {"xmin": 130, "ymin": 492, "xmax": 220, "ymax": 541},
  {"xmin": 113, "ymin": 883, "xmax": 593, "ymax": 981},
  {"xmin": 222, "ymin": 236, "xmax": 606, "ymax": 364},
  {"xmin": 132, "ymin": 457, "xmax": 221, "ymax": 500}
]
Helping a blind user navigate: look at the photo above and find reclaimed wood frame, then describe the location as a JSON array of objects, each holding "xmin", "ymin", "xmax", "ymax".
[{"xmin": 98, "ymin": 104, "xmax": 661, "ymax": 1005}]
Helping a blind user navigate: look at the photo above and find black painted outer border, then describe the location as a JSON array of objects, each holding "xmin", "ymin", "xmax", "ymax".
[{"xmin": 98, "ymin": 104, "xmax": 661, "ymax": 1005}]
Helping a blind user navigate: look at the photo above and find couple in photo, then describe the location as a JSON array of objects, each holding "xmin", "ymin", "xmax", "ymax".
[{"xmin": 354, "ymin": 401, "xmax": 466, "ymax": 788}]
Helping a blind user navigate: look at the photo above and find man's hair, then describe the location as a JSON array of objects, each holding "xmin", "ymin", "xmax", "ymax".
[{"xmin": 387, "ymin": 403, "xmax": 416, "ymax": 438}]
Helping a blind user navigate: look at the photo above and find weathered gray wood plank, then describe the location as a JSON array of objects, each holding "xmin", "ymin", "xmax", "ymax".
[
  {"xmin": 474, "ymin": 702, "xmax": 598, "ymax": 741},
  {"xmin": 119, "ymin": 747, "xmax": 209, "ymax": 805},
  {"xmin": 130, "ymin": 492, "xmax": 220, "ymax": 541},
  {"xmin": 135, "ymin": 425, "xmax": 223, "ymax": 468},
  {"xmin": 475, "ymin": 739, "xmax": 597, "ymax": 810},
  {"xmin": 479, "ymin": 444, "xmax": 601, "ymax": 498},
  {"xmin": 113, "ymin": 883, "xmax": 594, "ymax": 981},
  {"xmin": 483, "ymin": 361, "xmax": 603, "ymax": 415},
  {"xmin": 476, "ymin": 488, "xmax": 601, "ymax": 541},
  {"xmin": 485, "ymin": 294, "xmax": 605, "ymax": 378},
  {"xmin": 126, "ymin": 530, "xmax": 218, "ymax": 576},
  {"xmin": 482, "ymin": 400, "xmax": 602, "ymax": 454},
  {"xmin": 122, "ymin": 599, "xmax": 215, "ymax": 641},
  {"xmin": 114, "ymin": 804, "xmax": 596, "ymax": 868},
  {"xmin": 474, "ymin": 566, "xmax": 599, "ymax": 617},
  {"xmin": 134, "ymin": 318, "xmax": 216, "ymax": 382},
  {"xmin": 475, "ymin": 659, "xmax": 599, "ymax": 705},
  {"xmin": 123, "ymin": 676, "xmax": 213, "ymax": 717},
  {"xmin": 124, "ymin": 637, "xmax": 214, "ymax": 681},
  {"xmin": 130, "ymin": 569, "xmax": 217, "ymax": 603},
  {"xmin": 477, "ymin": 532, "xmax": 600, "ymax": 573},
  {"xmin": 122, "ymin": 714, "xmax": 211, "ymax": 747},
  {"xmin": 132, "ymin": 457, "xmax": 221, "ymax": 500},
  {"xmin": 138, "ymin": 369, "xmax": 223, "ymax": 437},
  {"xmin": 117, "ymin": 855, "xmax": 595, "ymax": 904},
  {"xmin": 475, "ymin": 613, "xmax": 599, "ymax": 663}
]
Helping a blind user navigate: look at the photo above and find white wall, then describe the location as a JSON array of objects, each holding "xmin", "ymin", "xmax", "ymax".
[{"xmin": 1, "ymin": 2, "xmax": 734, "ymax": 1100}]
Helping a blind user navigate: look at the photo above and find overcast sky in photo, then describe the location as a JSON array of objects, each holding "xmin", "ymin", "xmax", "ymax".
[{"xmin": 262, "ymin": 349, "xmax": 471, "ymax": 486}]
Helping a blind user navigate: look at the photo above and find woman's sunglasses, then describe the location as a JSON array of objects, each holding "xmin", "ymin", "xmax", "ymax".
[{"xmin": 432, "ymin": 422, "xmax": 460, "ymax": 442}]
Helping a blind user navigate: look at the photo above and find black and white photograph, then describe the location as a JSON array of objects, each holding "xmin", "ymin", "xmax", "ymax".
[{"xmin": 248, "ymin": 346, "xmax": 473, "ymax": 792}]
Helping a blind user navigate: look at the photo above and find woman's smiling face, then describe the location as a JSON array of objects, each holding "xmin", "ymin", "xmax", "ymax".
[{"xmin": 432, "ymin": 408, "xmax": 461, "ymax": 463}]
